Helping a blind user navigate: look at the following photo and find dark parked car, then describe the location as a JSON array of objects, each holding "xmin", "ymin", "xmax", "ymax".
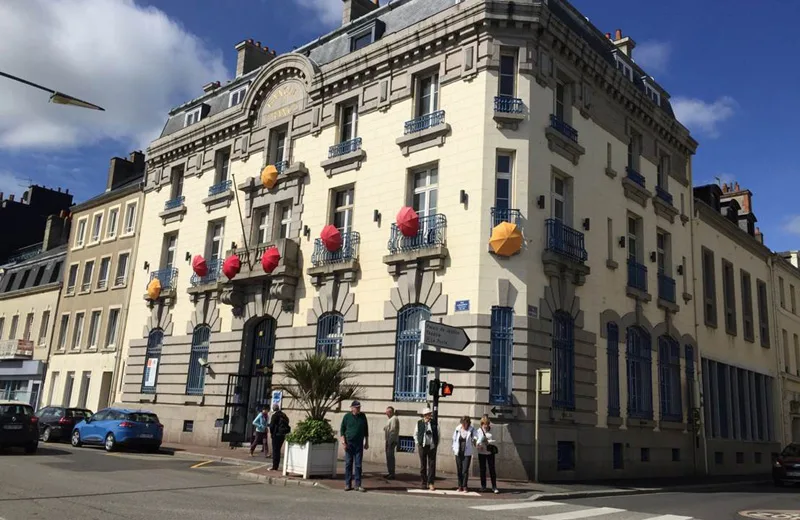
[
  {"xmin": 0, "ymin": 400, "xmax": 39, "ymax": 454},
  {"xmin": 773, "ymin": 443, "xmax": 800, "ymax": 486},
  {"xmin": 71, "ymin": 407, "xmax": 163, "ymax": 452},
  {"xmin": 36, "ymin": 406, "xmax": 93, "ymax": 442}
]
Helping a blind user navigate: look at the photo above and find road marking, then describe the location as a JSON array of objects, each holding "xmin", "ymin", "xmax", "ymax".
[
  {"xmin": 531, "ymin": 507, "xmax": 626, "ymax": 520},
  {"xmin": 642, "ymin": 515, "xmax": 693, "ymax": 520},
  {"xmin": 190, "ymin": 460, "xmax": 215, "ymax": 469},
  {"xmin": 407, "ymin": 489, "xmax": 481, "ymax": 496},
  {"xmin": 471, "ymin": 502, "xmax": 562, "ymax": 511}
]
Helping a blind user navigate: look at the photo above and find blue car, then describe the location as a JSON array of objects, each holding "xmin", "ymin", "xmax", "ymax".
[{"xmin": 71, "ymin": 407, "xmax": 163, "ymax": 452}]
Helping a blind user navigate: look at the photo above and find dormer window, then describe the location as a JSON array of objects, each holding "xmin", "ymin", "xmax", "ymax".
[
  {"xmin": 185, "ymin": 107, "xmax": 202, "ymax": 127},
  {"xmin": 349, "ymin": 19, "xmax": 385, "ymax": 52},
  {"xmin": 615, "ymin": 54, "xmax": 633, "ymax": 81},
  {"xmin": 643, "ymin": 81, "xmax": 661, "ymax": 105},
  {"xmin": 229, "ymin": 86, "xmax": 247, "ymax": 108}
]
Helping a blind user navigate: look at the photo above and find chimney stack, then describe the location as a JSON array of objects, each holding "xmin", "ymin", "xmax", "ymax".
[
  {"xmin": 342, "ymin": 0, "xmax": 379, "ymax": 26},
  {"xmin": 107, "ymin": 150, "xmax": 146, "ymax": 191},
  {"xmin": 42, "ymin": 214, "xmax": 69, "ymax": 252},
  {"xmin": 235, "ymin": 39, "xmax": 277, "ymax": 78},
  {"xmin": 612, "ymin": 28, "xmax": 636, "ymax": 58},
  {"xmin": 8, "ymin": 194, "xmax": 14, "ymax": 202}
]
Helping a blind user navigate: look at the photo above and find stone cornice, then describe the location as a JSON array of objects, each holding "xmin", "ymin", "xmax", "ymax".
[
  {"xmin": 695, "ymin": 199, "xmax": 770, "ymax": 260},
  {"xmin": 0, "ymin": 282, "xmax": 61, "ymax": 301}
]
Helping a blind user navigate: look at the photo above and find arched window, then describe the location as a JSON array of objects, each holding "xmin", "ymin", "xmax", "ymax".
[
  {"xmin": 607, "ymin": 323, "xmax": 620, "ymax": 417},
  {"xmin": 187, "ymin": 325, "xmax": 211, "ymax": 395},
  {"xmin": 316, "ymin": 313, "xmax": 344, "ymax": 357},
  {"xmin": 251, "ymin": 317, "xmax": 276, "ymax": 375},
  {"xmin": 626, "ymin": 326, "xmax": 652, "ymax": 419},
  {"xmin": 141, "ymin": 329, "xmax": 164, "ymax": 394},
  {"xmin": 489, "ymin": 306, "xmax": 514, "ymax": 405},
  {"xmin": 658, "ymin": 336, "xmax": 682, "ymax": 422},
  {"xmin": 552, "ymin": 311, "xmax": 575, "ymax": 410},
  {"xmin": 394, "ymin": 304, "xmax": 430, "ymax": 401}
]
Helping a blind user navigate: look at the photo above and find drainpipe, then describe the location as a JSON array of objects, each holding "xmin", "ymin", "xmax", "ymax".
[
  {"xmin": 688, "ymin": 200, "xmax": 709, "ymax": 475},
  {"xmin": 768, "ymin": 254, "xmax": 787, "ymax": 445}
]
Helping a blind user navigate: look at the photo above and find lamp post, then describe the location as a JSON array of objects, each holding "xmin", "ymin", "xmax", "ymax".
[{"xmin": 0, "ymin": 71, "xmax": 105, "ymax": 111}]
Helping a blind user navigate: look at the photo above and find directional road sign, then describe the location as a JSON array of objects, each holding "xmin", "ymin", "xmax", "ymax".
[
  {"xmin": 419, "ymin": 349, "xmax": 474, "ymax": 371},
  {"xmin": 491, "ymin": 406, "xmax": 513, "ymax": 416},
  {"xmin": 420, "ymin": 321, "xmax": 471, "ymax": 351}
]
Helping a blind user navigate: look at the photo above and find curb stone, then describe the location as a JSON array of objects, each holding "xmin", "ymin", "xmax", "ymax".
[
  {"xmin": 237, "ymin": 470, "xmax": 331, "ymax": 489},
  {"xmin": 526, "ymin": 479, "xmax": 769, "ymax": 501}
]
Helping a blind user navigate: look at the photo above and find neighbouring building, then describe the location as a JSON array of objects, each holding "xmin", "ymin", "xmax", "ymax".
[
  {"xmin": 0, "ymin": 185, "xmax": 73, "ymax": 264},
  {"xmin": 0, "ymin": 213, "xmax": 71, "ymax": 406},
  {"xmin": 773, "ymin": 250, "xmax": 800, "ymax": 445},
  {"xmin": 42, "ymin": 152, "xmax": 144, "ymax": 412}
]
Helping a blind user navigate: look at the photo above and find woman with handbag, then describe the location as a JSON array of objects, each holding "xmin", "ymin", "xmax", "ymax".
[{"xmin": 475, "ymin": 414, "xmax": 499, "ymax": 494}]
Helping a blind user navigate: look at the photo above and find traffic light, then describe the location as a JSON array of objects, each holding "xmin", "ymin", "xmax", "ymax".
[
  {"xmin": 440, "ymin": 382, "xmax": 454, "ymax": 397},
  {"xmin": 428, "ymin": 379, "xmax": 440, "ymax": 397}
]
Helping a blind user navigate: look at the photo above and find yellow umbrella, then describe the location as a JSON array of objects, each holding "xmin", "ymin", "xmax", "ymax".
[
  {"xmin": 146, "ymin": 278, "xmax": 162, "ymax": 300},
  {"xmin": 489, "ymin": 221, "xmax": 523, "ymax": 256},
  {"xmin": 260, "ymin": 164, "xmax": 279, "ymax": 189}
]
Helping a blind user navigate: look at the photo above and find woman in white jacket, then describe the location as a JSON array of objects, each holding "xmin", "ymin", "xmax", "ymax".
[
  {"xmin": 451, "ymin": 416, "xmax": 478, "ymax": 492},
  {"xmin": 475, "ymin": 414, "xmax": 499, "ymax": 493}
]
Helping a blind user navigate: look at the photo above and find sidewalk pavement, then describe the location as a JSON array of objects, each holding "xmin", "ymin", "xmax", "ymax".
[{"xmin": 161, "ymin": 442, "xmax": 769, "ymax": 500}]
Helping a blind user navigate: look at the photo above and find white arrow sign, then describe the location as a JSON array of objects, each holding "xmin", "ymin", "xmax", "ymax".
[{"xmin": 420, "ymin": 321, "xmax": 471, "ymax": 351}]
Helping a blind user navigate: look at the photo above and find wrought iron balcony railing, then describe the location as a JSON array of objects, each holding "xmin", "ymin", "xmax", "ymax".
[
  {"xmin": 655, "ymin": 185, "xmax": 673, "ymax": 205},
  {"xmin": 328, "ymin": 138, "xmax": 362, "ymax": 159},
  {"xmin": 626, "ymin": 167, "xmax": 645, "ymax": 187},
  {"xmin": 491, "ymin": 208, "xmax": 522, "ymax": 231},
  {"xmin": 494, "ymin": 96, "xmax": 523, "ymax": 114},
  {"xmin": 387, "ymin": 214, "xmax": 447, "ymax": 255},
  {"xmin": 311, "ymin": 231, "xmax": 360, "ymax": 267},
  {"xmin": 190, "ymin": 259, "xmax": 222, "ymax": 286},
  {"xmin": 545, "ymin": 218, "xmax": 588, "ymax": 263},
  {"xmin": 404, "ymin": 110, "xmax": 446, "ymax": 135},
  {"xmin": 627, "ymin": 258, "xmax": 648, "ymax": 292},
  {"xmin": 149, "ymin": 267, "xmax": 178, "ymax": 291},
  {"xmin": 658, "ymin": 273, "xmax": 676, "ymax": 303},
  {"xmin": 208, "ymin": 180, "xmax": 232, "ymax": 197},
  {"xmin": 164, "ymin": 196, "xmax": 185, "ymax": 211},
  {"xmin": 549, "ymin": 114, "xmax": 578, "ymax": 143},
  {"xmin": 274, "ymin": 161, "xmax": 288, "ymax": 174}
]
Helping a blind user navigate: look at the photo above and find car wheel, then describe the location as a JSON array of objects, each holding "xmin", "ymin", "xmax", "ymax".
[
  {"xmin": 71, "ymin": 430, "xmax": 82, "ymax": 447},
  {"xmin": 145, "ymin": 444, "xmax": 161, "ymax": 453},
  {"xmin": 41, "ymin": 427, "xmax": 52, "ymax": 443},
  {"xmin": 104, "ymin": 433, "xmax": 116, "ymax": 452},
  {"xmin": 24, "ymin": 443, "xmax": 38, "ymax": 454}
]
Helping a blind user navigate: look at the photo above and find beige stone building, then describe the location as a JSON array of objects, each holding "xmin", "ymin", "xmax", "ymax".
[
  {"xmin": 773, "ymin": 250, "xmax": 800, "ymax": 445},
  {"xmin": 116, "ymin": 0, "xmax": 784, "ymax": 480},
  {"xmin": 43, "ymin": 153, "xmax": 144, "ymax": 412}
]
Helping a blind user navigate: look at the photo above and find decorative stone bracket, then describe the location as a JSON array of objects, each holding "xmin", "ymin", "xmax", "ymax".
[
  {"xmin": 307, "ymin": 259, "xmax": 359, "ymax": 288},
  {"xmin": 158, "ymin": 203, "xmax": 187, "ymax": 224},
  {"xmin": 396, "ymin": 124, "xmax": 451, "ymax": 156},
  {"xmin": 622, "ymin": 177, "xmax": 652, "ymax": 208},
  {"xmin": 545, "ymin": 127, "xmax": 585, "ymax": 165},
  {"xmin": 320, "ymin": 149, "xmax": 366, "ymax": 177},
  {"xmin": 202, "ymin": 189, "xmax": 234, "ymax": 212},
  {"xmin": 542, "ymin": 250, "xmax": 590, "ymax": 287},
  {"xmin": 653, "ymin": 195, "xmax": 680, "ymax": 223},
  {"xmin": 383, "ymin": 245, "xmax": 448, "ymax": 277}
]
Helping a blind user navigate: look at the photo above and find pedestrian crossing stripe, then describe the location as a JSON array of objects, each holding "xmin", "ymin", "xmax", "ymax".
[
  {"xmin": 469, "ymin": 501, "xmax": 696, "ymax": 520},
  {"xmin": 530, "ymin": 507, "xmax": 626, "ymax": 520},
  {"xmin": 471, "ymin": 502, "xmax": 562, "ymax": 511}
]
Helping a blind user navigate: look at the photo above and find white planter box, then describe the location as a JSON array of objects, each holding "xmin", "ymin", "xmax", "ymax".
[{"xmin": 283, "ymin": 441, "xmax": 338, "ymax": 479}]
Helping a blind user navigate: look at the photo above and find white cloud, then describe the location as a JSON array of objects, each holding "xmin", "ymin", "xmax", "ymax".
[
  {"xmin": 783, "ymin": 216, "xmax": 800, "ymax": 236},
  {"xmin": 293, "ymin": 0, "xmax": 342, "ymax": 27},
  {"xmin": 0, "ymin": 171, "xmax": 30, "ymax": 198},
  {"xmin": 0, "ymin": 0, "xmax": 228, "ymax": 150},
  {"xmin": 634, "ymin": 41, "xmax": 671, "ymax": 75},
  {"xmin": 672, "ymin": 96, "xmax": 737, "ymax": 138}
]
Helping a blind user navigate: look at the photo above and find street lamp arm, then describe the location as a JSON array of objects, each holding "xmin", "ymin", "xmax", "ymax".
[
  {"xmin": 0, "ymin": 70, "xmax": 105, "ymax": 111},
  {"xmin": 0, "ymin": 71, "xmax": 55, "ymax": 95}
]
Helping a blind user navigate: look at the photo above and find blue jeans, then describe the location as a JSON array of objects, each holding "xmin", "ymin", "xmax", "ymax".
[{"xmin": 344, "ymin": 440, "xmax": 364, "ymax": 487}]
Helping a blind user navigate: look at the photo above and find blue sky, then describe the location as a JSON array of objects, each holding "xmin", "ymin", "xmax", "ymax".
[{"xmin": 1, "ymin": 0, "xmax": 798, "ymax": 250}]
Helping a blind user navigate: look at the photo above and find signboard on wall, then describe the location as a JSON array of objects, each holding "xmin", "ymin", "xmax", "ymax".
[
  {"xmin": 271, "ymin": 390, "xmax": 283, "ymax": 410},
  {"xmin": 143, "ymin": 358, "xmax": 158, "ymax": 389}
]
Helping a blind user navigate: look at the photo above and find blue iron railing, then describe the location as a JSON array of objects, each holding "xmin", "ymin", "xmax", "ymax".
[
  {"xmin": 552, "ymin": 311, "xmax": 575, "ymax": 410},
  {"xmin": 549, "ymin": 114, "xmax": 578, "ymax": 142},
  {"xmin": 315, "ymin": 313, "xmax": 344, "ymax": 358},
  {"xmin": 328, "ymin": 137, "xmax": 362, "ymax": 159},
  {"xmin": 404, "ymin": 110, "xmax": 446, "ymax": 134},
  {"xmin": 311, "ymin": 231, "xmax": 360, "ymax": 267},
  {"xmin": 545, "ymin": 219, "xmax": 588, "ymax": 263},
  {"xmin": 208, "ymin": 180, "xmax": 232, "ymax": 197},
  {"xmin": 489, "ymin": 306, "xmax": 514, "ymax": 405},
  {"xmin": 149, "ymin": 267, "xmax": 177, "ymax": 291},
  {"xmin": 627, "ymin": 258, "xmax": 648, "ymax": 292},
  {"xmin": 387, "ymin": 214, "xmax": 446, "ymax": 255},
  {"xmin": 398, "ymin": 436, "xmax": 416, "ymax": 453},
  {"xmin": 626, "ymin": 167, "xmax": 645, "ymax": 187},
  {"xmin": 275, "ymin": 161, "xmax": 288, "ymax": 174},
  {"xmin": 164, "ymin": 196, "xmax": 185, "ymax": 211},
  {"xmin": 393, "ymin": 305, "xmax": 430, "ymax": 402},
  {"xmin": 186, "ymin": 325, "xmax": 210, "ymax": 396},
  {"xmin": 655, "ymin": 185, "xmax": 673, "ymax": 205},
  {"xmin": 190, "ymin": 259, "xmax": 221, "ymax": 286},
  {"xmin": 626, "ymin": 327, "xmax": 653, "ymax": 420},
  {"xmin": 658, "ymin": 273, "xmax": 676, "ymax": 303},
  {"xmin": 494, "ymin": 96, "xmax": 523, "ymax": 114},
  {"xmin": 491, "ymin": 207, "xmax": 522, "ymax": 230}
]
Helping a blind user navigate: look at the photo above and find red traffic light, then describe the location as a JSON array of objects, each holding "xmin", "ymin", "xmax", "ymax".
[{"xmin": 441, "ymin": 382, "xmax": 454, "ymax": 397}]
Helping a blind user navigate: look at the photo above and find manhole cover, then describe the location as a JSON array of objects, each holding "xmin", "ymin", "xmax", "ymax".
[{"xmin": 739, "ymin": 511, "xmax": 800, "ymax": 520}]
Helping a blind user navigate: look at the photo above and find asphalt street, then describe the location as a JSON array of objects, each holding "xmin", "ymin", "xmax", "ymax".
[{"xmin": 0, "ymin": 443, "xmax": 797, "ymax": 520}]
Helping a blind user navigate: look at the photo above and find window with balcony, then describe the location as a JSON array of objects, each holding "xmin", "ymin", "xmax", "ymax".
[
  {"xmin": 163, "ymin": 233, "xmax": 178, "ymax": 271},
  {"xmin": 489, "ymin": 306, "xmax": 514, "ymax": 405},
  {"xmin": 187, "ymin": 325, "xmax": 210, "ymax": 395},
  {"xmin": 8, "ymin": 315, "xmax": 18, "ymax": 340},
  {"xmin": 74, "ymin": 218, "xmax": 87, "ymax": 248},
  {"xmin": 87, "ymin": 310, "xmax": 101, "ymax": 349},
  {"xmin": 627, "ymin": 131, "xmax": 642, "ymax": 181},
  {"xmin": 106, "ymin": 207, "xmax": 119, "ymax": 239},
  {"xmin": 22, "ymin": 313, "xmax": 34, "ymax": 341},
  {"xmin": 656, "ymin": 230, "xmax": 675, "ymax": 304},
  {"xmin": 72, "ymin": 312, "xmax": 85, "ymax": 349},
  {"xmin": 545, "ymin": 173, "xmax": 586, "ymax": 264},
  {"xmin": 105, "ymin": 308, "xmax": 120, "ymax": 348},
  {"xmin": 702, "ymin": 248, "xmax": 717, "ymax": 327},
  {"xmin": 393, "ymin": 305, "xmax": 430, "ymax": 401},
  {"xmin": 412, "ymin": 167, "xmax": 438, "ymax": 218},
  {"xmin": 552, "ymin": 311, "xmax": 575, "ymax": 410},
  {"xmin": 123, "ymin": 202, "xmax": 137, "ymax": 235},
  {"xmin": 333, "ymin": 186, "xmax": 355, "ymax": 233},
  {"xmin": 607, "ymin": 323, "xmax": 620, "ymax": 417},
  {"xmin": 38, "ymin": 311, "xmax": 50, "ymax": 346},
  {"xmin": 416, "ymin": 73, "xmax": 439, "ymax": 118},
  {"xmin": 722, "ymin": 259, "xmax": 737, "ymax": 335},
  {"xmin": 741, "ymin": 270, "xmax": 754, "ymax": 342},
  {"xmin": 340, "ymin": 102, "xmax": 357, "ymax": 144},
  {"xmin": 215, "ymin": 148, "xmax": 231, "ymax": 185},
  {"xmin": 493, "ymin": 153, "xmax": 516, "ymax": 227},
  {"xmin": 656, "ymin": 154, "xmax": 672, "ymax": 205},
  {"xmin": 114, "ymin": 253, "xmax": 129, "ymax": 287},
  {"xmin": 254, "ymin": 207, "xmax": 270, "ymax": 245},
  {"xmin": 498, "ymin": 52, "xmax": 517, "ymax": 97},
  {"xmin": 627, "ymin": 215, "xmax": 646, "ymax": 293},
  {"xmin": 206, "ymin": 220, "xmax": 225, "ymax": 263},
  {"xmin": 551, "ymin": 174, "xmax": 570, "ymax": 224},
  {"xmin": 316, "ymin": 313, "xmax": 344, "ymax": 358},
  {"xmin": 627, "ymin": 326, "xmax": 653, "ymax": 420},
  {"xmin": 81, "ymin": 261, "xmax": 94, "ymax": 293},
  {"xmin": 97, "ymin": 257, "xmax": 110, "ymax": 290},
  {"xmin": 170, "ymin": 166, "xmax": 184, "ymax": 201},
  {"xmin": 757, "ymin": 279, "xmax": 770, "ymax": 347},
  {"xmin": 229, "ymin": 86, "xmax": 247, "ymax": 108},
  {"xmin": 658, "ymin": 336, "xmax": 682, "ymax": 422},
  {"xmin": 57, "ymin": 315, "xmax": 69, "ymax": 350},
  {"xmin": 90, "ymin": 213, "xmax": 102, "ymax": 243},
  {"xmin": 268, "ymin": 127, "xmax": 288, "ymax": 167},
  {"xmin": 277, "ymin": 203, "xmax": 292, "ymax": 240}
]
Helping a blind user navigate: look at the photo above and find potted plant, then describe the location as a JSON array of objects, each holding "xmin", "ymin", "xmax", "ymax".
[{"xmin": 280, "ymin": 353, "xmax": 362, "ymax": 479}]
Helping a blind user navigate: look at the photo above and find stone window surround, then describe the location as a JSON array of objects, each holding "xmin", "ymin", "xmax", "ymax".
[
  {"xmin": 320, "ymin": 91, "xmax": 367, "ymax": 176},
  {"xmin": 103, "ymin": 203, "xmax": 122, "ymax": 243}
]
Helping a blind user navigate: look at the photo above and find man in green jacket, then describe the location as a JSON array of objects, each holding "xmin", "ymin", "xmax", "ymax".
[{"xmin": 340, "ymin": 400, "xmax": 369, "ymax": 492}]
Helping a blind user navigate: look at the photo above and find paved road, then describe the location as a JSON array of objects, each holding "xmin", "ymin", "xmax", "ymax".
[{"xmin": 0, "ymin": 444, "xmax": 796, "ymax": 520}]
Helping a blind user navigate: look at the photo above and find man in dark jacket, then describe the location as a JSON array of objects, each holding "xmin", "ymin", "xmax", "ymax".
[
  {"xmin": 339, "ymin": 400, "xmax": 369, "ymax": 492},
  {"xmin": 268, "ymin": 404, "xmax": 290, "ymax": 471},
  {"xmin": 415, "ymin": 407, "xmax": 438, "ymax": 490}
]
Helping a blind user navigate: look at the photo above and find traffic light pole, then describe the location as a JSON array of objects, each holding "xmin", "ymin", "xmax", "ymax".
[{"xmin": 432, "ymin": 368, "xmax": 441, "ymax": 425}]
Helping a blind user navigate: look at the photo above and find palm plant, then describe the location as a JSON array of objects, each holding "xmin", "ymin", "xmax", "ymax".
[{"xmin": 281, "ymin": 352, "xmax": 362, "ymax": 422}]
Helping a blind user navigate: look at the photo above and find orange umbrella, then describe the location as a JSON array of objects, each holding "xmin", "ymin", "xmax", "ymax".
[
  {"xmin": 146, "ymin": 278, "xmax": 162, "ymax": 300},
  {"xmin": 489, "ymin": 221, "xmax": 523, "ymax": 256},
  {"xmin": 260, "ymin": 164, "xmax": 279, "ymax": 189}
]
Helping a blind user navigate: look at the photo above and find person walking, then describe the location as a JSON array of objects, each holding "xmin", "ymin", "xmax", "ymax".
[
  {"xmin": 451, "ymin": 415, "xmax": 477, "ymax": 492},
  {"xmin": 268, "ymin": 404, "xmax": 290, "ymax": 471},
  {"xmin": 476, "ymin": 414, "xmax": 499, "ymax": 494},
  {"xmin": 249, "ymin": 406, "xmax": 270, "ymax": 458},
  {"xmin": 415, "ymin": 408, "xmax": 438, "ymax": 491},
  {"xmin": 383, "ymin": 406, "xmax": 399, "ymax": 479},
  {"xmin": 340, "ymin": 400, "xmax": 369, "ymax": 492}
]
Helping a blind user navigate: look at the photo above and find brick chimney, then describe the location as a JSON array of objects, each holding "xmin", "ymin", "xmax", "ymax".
[
  {"xmin": 342, "ymin": 0, "xmax": 379, "ymax": 26},
  {"xmin": 107, "ymin": 151, "xmax": 145, "ymax": 191},
  {"xmin": 235, "ymin": 39, "xmax": 277, "ymax": 77},
  {"xmin": 42, "ymin": 214, "xmax": 70, "ymax": 251},
  {"xmin": 612, "ymin": 28, "xmax": 636, "ymax": 58},
  {"xmin": 720, "ymin": 181, "xmax": 758, "ymax": 237}
]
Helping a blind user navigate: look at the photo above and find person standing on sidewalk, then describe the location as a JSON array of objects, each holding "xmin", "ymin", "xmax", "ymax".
[
  {"xmin": 451, "ymin": 416, "xmax": 477, "ymax": 492},
  {"xmin": 383, "ymin": 406, "xmax": 399, "ymax": 479},
  {"xmin": 249, "ymin": 406, "xmax": 270, "ymax": 458},
  {"xmin": 415, "ymin": 408, "xmax": 438, "ymax": 491},
  {"xmin": 340, "ymin": 400, "xmax": 369, "ymax": 492},
  {"xmin": 268, "ymin": 404, "xmax": 290, "ymax": 471},
  {"xmin": 475, "ymin": 414, "xmax": 499, "ymax": 494}
]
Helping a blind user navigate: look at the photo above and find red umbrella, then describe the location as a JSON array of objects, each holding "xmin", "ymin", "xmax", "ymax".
[
  {"xmin": 192, "ymin": 255, "xmax": 208, "ymax": 277},
  {"xmin": 261, "ymin": 247, "xmax": 281, "ymax": 273},
  {"xmin": 396, "ymin": 206, "xmax": 419, "ymax": 237},
  {"xmin": 320, "ymin": 224, "xmax": 342, "ymax": 252},
  {"xmin": 222, "ymin": 254, "xmax": 241, "ymax": 280}
]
